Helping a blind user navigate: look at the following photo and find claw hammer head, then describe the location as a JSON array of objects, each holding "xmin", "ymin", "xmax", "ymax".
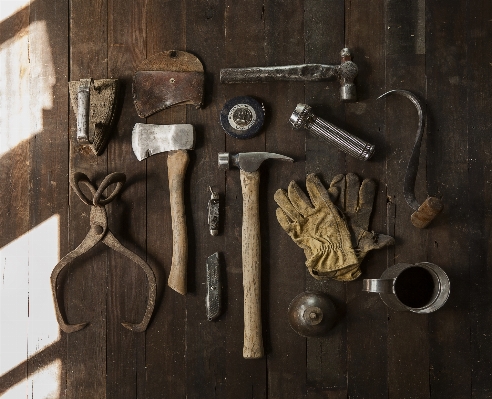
[{"xmin": 218, "ymin": 152, "xmax": 293, "ymax": 172}]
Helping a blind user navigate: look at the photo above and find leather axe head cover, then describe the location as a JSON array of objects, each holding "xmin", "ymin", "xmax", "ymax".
[{"xmin": 132, "ymin": 50, "xmax": 204, "ymax": 118}]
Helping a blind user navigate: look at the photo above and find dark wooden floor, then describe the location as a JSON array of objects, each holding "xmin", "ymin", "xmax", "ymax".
[{"xmin": 0, "ymin": 0, "xmax": 491, "ymax": 398}]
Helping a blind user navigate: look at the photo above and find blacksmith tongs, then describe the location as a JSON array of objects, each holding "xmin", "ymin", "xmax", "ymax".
[{"xmin": 51, "ymin": 172, "xmax": 156, "ymax": 333}]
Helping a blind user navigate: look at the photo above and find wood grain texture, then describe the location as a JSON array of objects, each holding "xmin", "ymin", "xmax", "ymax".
[
  {"xmin": 240, "ymin": 169, "xmax": 264, "ymax": 359},
  {"xmin": 1, "ymin": 0, "xmax": 491, "ymax": 397},
  {"xmin": 106, "ymin": 0, "xmax": 148, "ymax": 396},
  {"xmin": 465, "ymin": 2, "xmax": 492, "ymax": 398},
  {"xmin": 67, "ymin": 0, "xmax": 109, "ymax": 397},
  {"xmin": 383, "ymin": 1, "xmax": 430, "ymax": 397},
  {"xmin": 183, "ymin": 0, "xmax": 227, "ymax": 396},
  {"xmin": 263, "ymin": 0, "xmax": 308, "ymax": 396},
  {"xmin": 426, "ymin": 1, "xmax": 472, "ymax": 398},
  {"xmin": 304, "ymin": 0, "xmax": 347, "ymax": 393},
  {"xmin": 143, "ymin": 1, "xmax": 187, "ymax": 397},
  {"xmin": 222, "ymin": 0, "xmax": 268, "ymax": 396},
  {"xmin": 167, "ymin": 149, "xmax": 190, "ymax": 295},
  {"xmin": 344, "ymin": 0, "xmax": 389, "ymax": 397},
  {"xmin": 28, "ymin": 0, "xmax": 70, "ymax": 396}
]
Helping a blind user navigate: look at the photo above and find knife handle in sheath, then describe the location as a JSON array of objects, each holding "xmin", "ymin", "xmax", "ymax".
[
  {"xmin": 167, "ymin": 149, "xmax": 189, "ymax": 295},
  {"xmin": 206, "ymin": 252, "xmax": 221, "ymax": 321}
]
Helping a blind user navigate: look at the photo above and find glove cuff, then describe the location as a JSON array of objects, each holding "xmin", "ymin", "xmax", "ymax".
[{"xmin": 306, "ymin": 245, "xmax": 358, "ymax": 280}]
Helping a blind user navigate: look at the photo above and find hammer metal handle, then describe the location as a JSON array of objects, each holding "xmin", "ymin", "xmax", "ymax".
[
  {"xmin": 240, "ymin": 169, "xmax": 264, "ymax": 359},
  {"xmin": 220, "ymin": 64, "xmax": 338, "ymax": 83},
  {"xmin": 167, "ymin": 150, "xmax": 189, "ymax": 295}
]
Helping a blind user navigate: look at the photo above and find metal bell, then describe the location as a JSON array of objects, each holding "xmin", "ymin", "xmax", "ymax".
[{"xmin": 287, "ymin": 291, "xmax": 337, "ymax": 337}]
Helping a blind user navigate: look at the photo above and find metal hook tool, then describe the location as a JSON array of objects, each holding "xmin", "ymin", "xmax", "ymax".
[
  {"xmin": 51, "ymin": 172, "xmax": 157, "ymax": 333},
  {"xmin": 378, "ymin": 89, "xmax": 443, "ymax": 228}
]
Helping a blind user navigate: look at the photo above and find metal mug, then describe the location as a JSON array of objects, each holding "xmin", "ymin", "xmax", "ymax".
[{"xmin": 363, "ymin": 262, "xmax": 450, "ymax": 313}]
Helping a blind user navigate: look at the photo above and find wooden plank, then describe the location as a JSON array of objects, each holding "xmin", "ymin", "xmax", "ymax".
[
  {"xmin": 105, "ymin": 0, "xmax": 148, "ymax": 398},
  {"xmin": 27, "ymin": 0, "xmax": 70, "ymax": 398},
  {"xmin": 382, "ymin": 69, "xmax": 430, "ymax": 398},
  {"xmin": 383, "ymin": 1, "xmax": 430, "ymax": 397},
  {"xmin": 143, "ymin": 0, "xmax": 187, "ymax": 397},
  {"xmin": 221, "ymin": 1, "xmax": 268, "ymax": 397},
  {"xmin": 425, "ymin": 0, "xmax": 471, "ymax": 397},
  {"xmin": 2, "ymin": 1, "xmax": 491, "ymax": 397},
  {"xmin": 466, "ymin": 2, "xmax": 492, "ymax": 398},
  {"xmin": 344, "ymin": 0, "xmax": 388, "ymax": 397},
  {"xmin": 261, "ymin": 0, "xmax": 307, "ymax": 397},
  {"xmin": 183, "ymin": 0, "xmax": 228, "ymax": 397},
  {"xmin": 0, "ymin": 6, "xmax": 31, "ymax": 398},
  {"xmin": 303, "ymin": 0, "xmax": 347, "ymax": 394},
  {"xmin": 382, "ymin": 72, "xmax": 430, "ymax": 398},
  {"xmin": 67, "ymin": 0, "xmax": 109, "ymax": 397}
]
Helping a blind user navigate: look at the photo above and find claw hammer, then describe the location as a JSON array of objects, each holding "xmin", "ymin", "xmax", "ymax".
[{"xmin": 219, "ymin": 152, "xmax": 293, "ymax": 358}]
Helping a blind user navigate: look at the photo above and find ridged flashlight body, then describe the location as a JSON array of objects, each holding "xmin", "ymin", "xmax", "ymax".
[{"xmin": 290, "ymin": 104, "xmax": 375, "ymax": 161}]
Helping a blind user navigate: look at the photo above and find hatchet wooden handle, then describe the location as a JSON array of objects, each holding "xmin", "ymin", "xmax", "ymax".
[
  {"xmin": 240, "ymin": 169, "xmax": 264, "ymax": 359},
  {"xmin": 167, "ymin": 150, "xmax": 189, "ymax": 295}
]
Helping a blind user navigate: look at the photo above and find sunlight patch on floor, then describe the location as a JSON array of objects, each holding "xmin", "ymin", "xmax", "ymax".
[
  {"xmin": 0, "ymin": 18, "xmax": 55, "ymax": 157},
  {"xmin": 0, "ymin": 215, "xmax": 61, "ymax": 397}
]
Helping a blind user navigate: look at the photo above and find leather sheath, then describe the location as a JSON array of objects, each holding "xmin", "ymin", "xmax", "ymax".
[
  {"xmin": 133, "ymin": 71, "xmax": 203, "ymax": 117},
  {"xmin": 132, "ymin": 51, "xmax": 204, "ymax": 118}
]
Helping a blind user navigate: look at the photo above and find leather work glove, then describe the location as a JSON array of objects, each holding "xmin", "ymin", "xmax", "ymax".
[
  {"xmin": 328, "ymin": 173, "xmax": 395, "ymax": 281},
  {"xmin": 274, "ymin": 173, "xmax": 359, "ymax": 280}
]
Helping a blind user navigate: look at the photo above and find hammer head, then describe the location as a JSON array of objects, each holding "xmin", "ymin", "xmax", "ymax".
[
  {"xmin": 218, "ymin": 152, "xmax": 293, "ymax": 173},
  {"xmin": 338, "ymin": 48, "xmax": 358, "ymax": 102},
  {"xmin": 132, "ymin": 123, "xmax": 195, "ymax": 161}
]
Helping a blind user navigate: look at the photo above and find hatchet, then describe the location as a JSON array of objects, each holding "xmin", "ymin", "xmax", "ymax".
[{"xmin": 132, "ymin": 123, "xmax": 195, "ymax": 295}]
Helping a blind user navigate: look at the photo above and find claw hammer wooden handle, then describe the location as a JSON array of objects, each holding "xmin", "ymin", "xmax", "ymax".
[
  {"xmin": 167, "ymin": 150, "xmax": 189, "ymax": 295},
  {"xmin": 240, "ymin": 169, "xmax": 264, "ymax": 359}
]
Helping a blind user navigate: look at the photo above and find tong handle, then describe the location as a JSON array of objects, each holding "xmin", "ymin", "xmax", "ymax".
[
  {"xmin": 94, "ymin": 172, "xmax": 126, "ymax": 205},
  {"xmin": 70, "ymin": 172, "xmax": 126, "ymax": 206},
  {"xmin": 71, "ymin": 172, "xmax": 97, "ymax": 205}
]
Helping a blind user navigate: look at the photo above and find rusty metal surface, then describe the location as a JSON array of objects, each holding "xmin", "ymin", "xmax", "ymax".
[
  {"xmin": 50, "ymin": 172, "xmax": 157, "ymax": 333},
  {"xmin": 132, "ymin": 50, "xmax": 204, "ymax": 117},
  {"xmin": 220, "ymin": 48, "xmax": 358, "ymax": 102}
]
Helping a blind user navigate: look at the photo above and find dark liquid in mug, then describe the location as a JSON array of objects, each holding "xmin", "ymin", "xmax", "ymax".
[{"xmin": 394, "ymin": 267, "xmax": 435, "ymax": 308}]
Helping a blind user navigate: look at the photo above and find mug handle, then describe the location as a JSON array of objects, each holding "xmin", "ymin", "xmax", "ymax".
[{"xmin": 363, "ymin": 279, "xmax": 395, "ymax": 294}]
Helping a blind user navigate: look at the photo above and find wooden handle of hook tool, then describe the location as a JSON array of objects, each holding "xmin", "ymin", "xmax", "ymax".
[
  {"xmin": 240, "ymin": 169, "xmax": 264, "ymax": 359},
  {"xmin": 411, "ymin": 196, "xmax": 443, "ymax": 229},
  {"xmin": 167, "ymin": 150, "xmax": 189, "ymax": 295}
]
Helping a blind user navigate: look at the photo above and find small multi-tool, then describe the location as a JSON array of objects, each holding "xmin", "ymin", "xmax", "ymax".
[{"xmin": 207, "ymin": 186, "xmax": 220, "ymax": 236}]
